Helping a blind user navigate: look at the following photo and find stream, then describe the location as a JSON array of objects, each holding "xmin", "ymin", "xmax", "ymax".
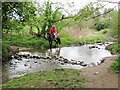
[{"xmin": 2, "ymin": 42, "xmax": 113, "ymax": 83}]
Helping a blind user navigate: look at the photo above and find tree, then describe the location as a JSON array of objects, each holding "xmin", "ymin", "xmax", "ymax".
[
  {"xmin": 3, "ymin": 0, "xmax": 118, "ymax": 39},
  {"xmin": 2, "ymin": 1, "xmax": 36, "ymax": 33},
  {"xmin": 29, "ymin": 0, "xmax": 76, "ymax": 38},
  {"xmin": 108, "ymin": 10, "xmax": 118, "ymax": 37}
]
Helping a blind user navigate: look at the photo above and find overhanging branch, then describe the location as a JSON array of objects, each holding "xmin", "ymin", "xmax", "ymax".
[
  {"xmin": 85, "ymin": 3, "xmax": 109, "ymax": 21},
  {"xmin": 53, "ymin": 15, "xmax": 74, "ymax": 23},
  {"xmin": 86, "ymin": 6, "xmax": 116, "ymax": 21},
  {"xmin": 99, "ymin": 0, "xmax": 120, "ymax": 4}
]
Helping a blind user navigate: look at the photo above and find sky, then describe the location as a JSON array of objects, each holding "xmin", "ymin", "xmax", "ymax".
[{"xmin": 34, "ymin": 0, "xmax": 119, "ymax": 16}]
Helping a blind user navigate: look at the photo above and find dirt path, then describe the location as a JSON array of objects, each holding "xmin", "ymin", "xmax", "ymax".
[{"xmin": 81, "ymin": 55, "xmax": 119, "ymax": 88}]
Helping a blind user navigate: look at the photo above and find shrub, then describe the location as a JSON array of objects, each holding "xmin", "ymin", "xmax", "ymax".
[{"xmin": 95, "ymin": 22, "xmax": 110, "ymax": 31}]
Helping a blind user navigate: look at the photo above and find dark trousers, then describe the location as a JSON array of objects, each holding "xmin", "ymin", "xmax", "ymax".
[{"xmin": 52, "ymin": 34, "xmax": 55, "ymax": 39}]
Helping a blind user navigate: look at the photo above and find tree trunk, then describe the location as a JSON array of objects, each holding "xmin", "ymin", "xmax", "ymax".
[{"xmin": 29, "ymin": 25, "xmax": 41, "ymax": 37}]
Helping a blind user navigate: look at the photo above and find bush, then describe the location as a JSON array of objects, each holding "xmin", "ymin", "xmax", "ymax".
[{"xmin": 95, "ymin": 22, "xmax": 109, "ymax": 31}]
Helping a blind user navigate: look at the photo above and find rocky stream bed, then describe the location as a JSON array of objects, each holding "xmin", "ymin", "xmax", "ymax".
[{"xmin": 2, "ymin": 42, "xmax": 113, "ymax": 83}]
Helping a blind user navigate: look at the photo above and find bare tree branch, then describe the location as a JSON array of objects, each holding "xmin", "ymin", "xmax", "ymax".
[
  {"xmin": 53, "ymin": 15, "xmax": 74, "ymax": 23},
  {"xmin": 86, "ymin": 3, "xmax": 109, "ymax": 21},
  {"xmin": 99, "ymin": 0, "xmax": 120, "ymax": 4},
  {"xmin": 52, "ymin": 2, "xmax": 100, "ymax": 23},
  {"xmin": 86, "ymin": 6, "xmax": 116, "ymax": 21}
]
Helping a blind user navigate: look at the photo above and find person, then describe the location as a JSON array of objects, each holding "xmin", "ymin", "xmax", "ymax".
[{"xmin": 49, "ymin": 25, "xmax": 57, "ymax": 39}]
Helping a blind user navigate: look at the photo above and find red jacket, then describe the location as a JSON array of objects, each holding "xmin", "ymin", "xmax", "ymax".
[{"xmin": 50, "ymin": 27, "xmax": 56, "ymax": 34}]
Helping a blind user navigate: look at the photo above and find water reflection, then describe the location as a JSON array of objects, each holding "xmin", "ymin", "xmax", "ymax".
[
  {"xmin": 59, "ymin": 45, "xmax": 111, "ymax": 64},
  {"xmin": 47, "ymin": 48, "xmax": 61, "ymax": 58}
]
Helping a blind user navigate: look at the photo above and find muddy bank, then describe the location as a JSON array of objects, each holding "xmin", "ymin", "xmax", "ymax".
[
  {"xmin": 2, "ymin": 45, "xmax": 33, "ymax": 62},
  {"xmin": 81, "ymin": 55, "xmax": 119, "ymax": 88}
]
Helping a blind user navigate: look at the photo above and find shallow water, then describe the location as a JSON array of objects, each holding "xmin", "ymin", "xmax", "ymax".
[{"xmin": 2, "ymin": 42, "xmax": 113, "ymax": 83}]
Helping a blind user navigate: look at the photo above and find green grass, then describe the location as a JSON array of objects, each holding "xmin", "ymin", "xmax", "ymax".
[
  {"xmin": 2, "ymin": 34, "xmax": 49, "ymax": 59},
  {"xmin": 60, "ymin": 29, "xmax": 106, "ymax": 46},
  {"xmin": 2, "ymin": 30, "xmax": 117, "ymax": 88},
  {"xmin": 2, "ymin": 31, "xmax": 107, "ymax": 60},
  {"xmin": 3, "ymin": 34, "xmax": 49, "ymax": 48},
  {"xmin": 2, "ymin": 68, "xmax": 85, "ymax": 88},
  {"xmin": 106, "ymin": 43, "xmax": 120, "ymax": 72},
  {"xmin": 2, "ymin": 42, "xmax": 10, "ymax": 57},
  {"xmin": 60, "ymin": 35, "xmax": 106, "ymax": 46},
  {"xmin": 106, "ymin": 43, "xmax": 120, "ymax": 55},
  {"xmin": 111, "ymin": 57, "xmax": 120, "ymax": 72}
]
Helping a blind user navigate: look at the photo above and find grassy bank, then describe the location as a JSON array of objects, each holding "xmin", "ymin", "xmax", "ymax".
[
  {"xmin": 61, "ymin": 36, "xmax": 106, "ymax": 46},
  {"xmin": 2, "ymin": 68, "xmax": 85, "ymax": 88},
  {"xmin": 60, "ymin": 28, "xmax": 107, "ymax": 46},
  {"xmin": 106, "ymin": 43, "xmax": 120, "ymax": 55},
  {"xmin": 3, "ymin": 34, "xmax": 49, "ymax": 49},
  {"xmin": 2, "ymin": 30, "xmax": 107, "ymax": 60},
  {"xmin": 2, "ymin": 34, "xmax": 49, "ymax": 60},
  {"xmin": 111, "ymin": 57, "xmax": 120, "ymax": 72},
  {"xmin": 106, "ymin": 43, "xmax": 120, "ymax": 72},
  {"xmin": 3, "ymin": 31, "xmax": 106, "ymax": 48}
]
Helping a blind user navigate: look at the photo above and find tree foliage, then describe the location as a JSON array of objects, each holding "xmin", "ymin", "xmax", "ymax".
[
  {"xmin": 2, "ymin": 2, "xmax": 36, "ymax": 32},
  {"xmin": 2, "ymin": 0, "xmax": 118, "ymax": 39},
  {"xmin": 108, "ymin": 10, "xmax": 118, "ymax": 37},
  {"xmin": 94, "ymin": 19, "xmax": 110, "ymax": 31}
]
